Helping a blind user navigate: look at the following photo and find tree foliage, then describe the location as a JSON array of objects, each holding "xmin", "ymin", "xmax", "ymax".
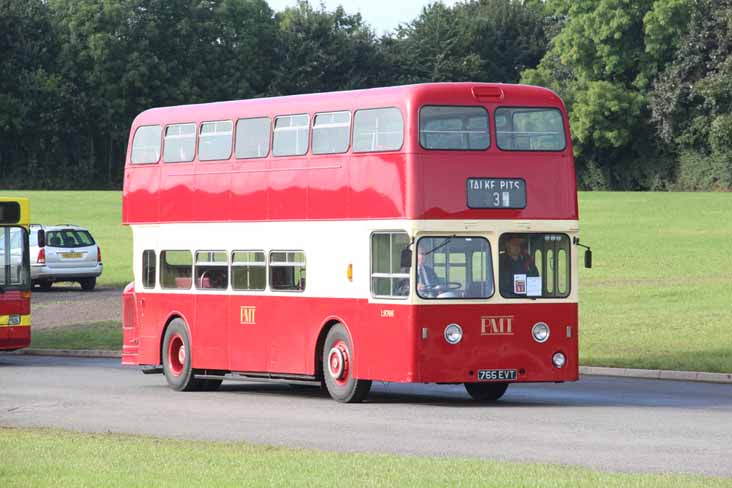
[{"xmin": 388, "ymin": 0, "xmax": 547, "ymax": 84}]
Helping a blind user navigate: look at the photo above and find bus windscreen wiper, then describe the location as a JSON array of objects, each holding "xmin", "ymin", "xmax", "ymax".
[{"xmin": 423, "ymin": 235, "xmax": 457, "ymax": 256}]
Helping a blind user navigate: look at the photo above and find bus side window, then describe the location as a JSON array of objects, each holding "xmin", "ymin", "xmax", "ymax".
[
  {"xmin": 370, "ymin": 231, "xmax": 410, "ymax": 299},
  {"xmin": 160, "ymin": 250, "xmax": 193, "ymax": 289},
  {"xmin": 131, "ymin": 125, "xmax": 162, "ymax": 164},
  {"xmin": 195, "ymin": 251, "xmax": 228, "ymax": 290},
  {"xmin": 231, "ymin": 250, "xmax": 266, "ymax": 290},
  {"xmin": 353, "ymin": 108, "xmax": 404, "ymax": 153},
  {"xmin": 142, "ymin": 250, "xmax": 156, "ymax": 289},
  {"xmin": 269, "ymin": 251, "xmax": 305, "ymax": 291}
]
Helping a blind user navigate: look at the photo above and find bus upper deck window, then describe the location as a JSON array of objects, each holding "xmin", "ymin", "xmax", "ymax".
[
  {"xmin": 495, "ymin": 108, "xmax": 566, "ymax": 151},
  {"xmin": 353, "ymin": 108, "xmax": 403, "ymax": 153},
  {"xmin": 419, "ymin": 106, "xmax": 490, "ymax": 150},
  {"xmin": 273, "ymin": 115, "xmax": 309, "ymax": 157},
  {"xmin": 131, "ymin": 125, "xmax": 162, "ymax": 164},
  {"xmin": 199, "ymin": 120, "xmax": 233, "ymax": 161},
  {"xmin": 163, "ymin": 123, "xmax": 196, "ymax": 163}
]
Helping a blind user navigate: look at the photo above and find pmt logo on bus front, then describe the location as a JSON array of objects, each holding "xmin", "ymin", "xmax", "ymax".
[{"xmin": 481, "ymin": 316, "xmax": 514, "ymax": 336}]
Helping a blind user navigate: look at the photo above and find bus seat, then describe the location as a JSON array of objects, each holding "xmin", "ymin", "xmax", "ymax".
[{"xmin": 175, "ymin": 277, "xmax": 192, "ymax": 289}]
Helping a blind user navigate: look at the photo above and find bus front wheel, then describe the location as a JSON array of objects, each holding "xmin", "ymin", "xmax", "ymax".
[
  {"xmin": 162, "ymin": 318, "xmax": 203, "ymax": 392},
  {"xmin": 322, "ymin": 323, "xmax": 371, "ymax": 403},
  {"xmin": 464, "ymin": 382, "xmax": 509, "ymax": 402}
]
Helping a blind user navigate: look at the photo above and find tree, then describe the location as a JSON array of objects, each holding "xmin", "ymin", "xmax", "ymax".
[
  {"xmin": 271, "ymin": 1, "xmax": 384, "ymax": 94},
  {"xmin": 0, "ymin": 1, "xmax": 67, "ymax": 186},
  {"xmin": 649, "ymin": 0, "xmax": 732, "ymax": 190},
  {"xmin": 387, "ymin": 0, "xmax": 548, "ymax": 84},
  {"xmin": 47, "ymin": 0, "xmax": 277, "ymax": 187},
  {"xmin": 522, "ymin": 0, "xmax": 692, "ymax": 189}
]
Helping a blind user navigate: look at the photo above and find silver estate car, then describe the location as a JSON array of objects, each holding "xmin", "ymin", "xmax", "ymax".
[{"xmin": 30, "ymin": 224, "xmax": 103, "ymax": 291}]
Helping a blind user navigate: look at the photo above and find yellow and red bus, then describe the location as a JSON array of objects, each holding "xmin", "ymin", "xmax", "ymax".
[{"xmin": 0, "ymin": 197, "xmax": 32, "ymax": 350}]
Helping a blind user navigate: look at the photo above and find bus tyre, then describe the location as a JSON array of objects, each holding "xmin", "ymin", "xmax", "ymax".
[
  {"xmin": 322, "ymin": 323, "xmax": 371, "ymax": 403},
  {"xmin": 201, "ymin": 379, "xmax": 223, "ymax": 391},
  {"xmin": 162, "ymin": 319, "xmax": 203, "ymax": 392},
  {"xmin": 80, "ymin": 277, "xmax": 96, "ymax": 291},
  {"xmin": 464, "ymin": 382, "xmax": 509, "ymax": 402}
]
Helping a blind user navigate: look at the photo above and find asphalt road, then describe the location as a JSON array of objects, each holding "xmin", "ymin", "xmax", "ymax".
[{"xmin": 1, "ymin": 355, "xmax": 731, "ymax": 477}]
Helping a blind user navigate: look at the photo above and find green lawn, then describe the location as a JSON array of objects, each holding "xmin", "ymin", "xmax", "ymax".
[
  {"xmin": 0, "ymin": 427, "xmax": 726, "ymax": 487},
  {"xmin": 2, "ymin": 190, "xmax": 731, "ymax": 372},
  {"xmin": 30, "ymin": 321, "xmax": 121, "ymax": 350},
  {"xmin": 578, "ymin": 192, "xmax": 732, "ymax": 373}
]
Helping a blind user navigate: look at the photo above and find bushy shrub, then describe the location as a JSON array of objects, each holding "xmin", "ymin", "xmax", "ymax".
[{"xmin": 675, "ymin": 150, "xmax": 732, "ymax": 191}]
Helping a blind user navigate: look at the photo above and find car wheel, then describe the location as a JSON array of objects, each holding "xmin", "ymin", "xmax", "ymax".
[
  {"xmin": 464, "ymin": 382, "xmax": 509, "ymax": 402},
  {"xmin": 38, "ymin": 280, "xmax": 52, "ymax": 291},
  {"xmin": 322, "ymin": 323, "xmax": 371, "ymax": 403},
  {"xmin": 162, "ymin": 318, "xmax": 203, "ymax": 392},
  {"xmin": 80, "ymin": 277, "xmax": 96, "ymax": 291}
]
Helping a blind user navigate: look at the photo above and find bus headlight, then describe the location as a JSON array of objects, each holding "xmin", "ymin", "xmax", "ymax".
[
  {"xmin": 552, "ymin": 352, "xmax": 566, "ymax": 368},
  {"xmin": 8, "ymin": 315, "xmax": 21, "ymax": 326},
  {"xmin": 532, "ymin": 322, "xmax": 550, "ymax": 343},
  {"xmin": 444, "ymin": 323, "xmax": 463, "ymax": 345}
]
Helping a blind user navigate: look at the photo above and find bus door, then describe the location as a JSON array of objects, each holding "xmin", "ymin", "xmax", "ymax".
[{"xmin": 227, "ymin": 250, "xmax": 268, "ymax": 372}]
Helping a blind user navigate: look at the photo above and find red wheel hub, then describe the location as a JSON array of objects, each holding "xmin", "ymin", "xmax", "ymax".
[
  {"xmin": 327, "ymin": 340, "xmax": 350, "ymax": 386},
  {"xmin": 167, "ymin": 334, "xmax": 185, "ymax": 377}
]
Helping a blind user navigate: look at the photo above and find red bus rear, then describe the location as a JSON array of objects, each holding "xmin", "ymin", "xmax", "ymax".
[{"xmin": 122, "ymin": 83, "xmax": 585, "ymax": 402}]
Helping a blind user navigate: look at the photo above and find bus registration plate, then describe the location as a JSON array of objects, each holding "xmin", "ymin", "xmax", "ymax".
[
  {"xmin": 466, "ymin": 178, "xmax": 526, "ymax": 208},
  {"xmin": 478, "ymin": 369, "xmax": 517, "ymax": 381}
]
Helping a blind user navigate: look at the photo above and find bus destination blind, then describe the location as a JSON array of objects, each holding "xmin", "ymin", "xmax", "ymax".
[{"xmin": 467, "ymin": 178, "xmax": 526, "ymax": 209}]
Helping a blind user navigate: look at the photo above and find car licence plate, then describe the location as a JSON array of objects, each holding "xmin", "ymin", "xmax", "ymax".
[
  {"xmin": 477, "ymin": 369, "xmax": 517, "ymax": 381},
  {"xmin": 61, "ymin": 252, "xmax": 83, "ymax": 259}
]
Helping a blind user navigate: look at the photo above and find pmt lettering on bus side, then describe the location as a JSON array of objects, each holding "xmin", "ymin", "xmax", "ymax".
[{"xmin": 240, "ymin": 306, "xmax": 256, "ymax": 325}]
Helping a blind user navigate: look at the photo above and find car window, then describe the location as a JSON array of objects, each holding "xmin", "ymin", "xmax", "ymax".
[{"xmin": 46, "ymin": 229, "xmax": 96, "ymax": 248}]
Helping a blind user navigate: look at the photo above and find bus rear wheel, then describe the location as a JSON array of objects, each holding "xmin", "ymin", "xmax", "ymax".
[
  {"xmin": 162, "ymin": 318, "xmax": 203, "ymax": 392},
  {"xmin": 464, "ymin": 382, "xmax": 509, "ymax": 402},
  {"xmin": 322, "ymin": 323, "xmax": 371, "ymax": 403}
]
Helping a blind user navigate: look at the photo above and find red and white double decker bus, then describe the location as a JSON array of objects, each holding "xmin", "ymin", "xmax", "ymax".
[
  {"xmin": 1, "ymin": 197, "xmax": 32, "ymax": 351},
  {"xmin": 122, "ymin": 83, "xmax": 589, "ymax": 402}
]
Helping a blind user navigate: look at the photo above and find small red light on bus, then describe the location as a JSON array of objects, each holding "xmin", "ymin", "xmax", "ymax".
[
  {"xmin": 472, "ymin": 86, "xmax": 504, "ymax": 100},
  {"xmin": 37, "ymin": 248, "xmax": 45, "ymax": 264}
]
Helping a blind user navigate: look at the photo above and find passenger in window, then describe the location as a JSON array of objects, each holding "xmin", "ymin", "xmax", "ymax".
[{"xmin": 500, "ymin": 235, "xmax": 539, "ymax": 296}]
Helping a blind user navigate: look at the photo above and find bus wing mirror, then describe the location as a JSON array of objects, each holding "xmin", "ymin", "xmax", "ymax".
[
  {"xmin": 400, "ymin": 249, "xmax": 412, "ymax": 268},
  {"xmin": 37, "ymin": 229, "xmax": 46, "ymax": 248},
  {"xmin": 584, "ymin": 249, "xmax": 592, "ymax": 269}
]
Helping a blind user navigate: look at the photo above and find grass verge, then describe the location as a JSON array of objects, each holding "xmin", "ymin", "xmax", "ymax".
[
  {"xmin": 0, "ymin": 427, "xmax": 728, "ymax": 488},
  {"xmin": 30, "ymin": 321, "xmax": 121, "ymax": 350}
]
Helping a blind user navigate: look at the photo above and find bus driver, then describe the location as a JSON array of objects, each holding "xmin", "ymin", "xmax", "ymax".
[{"xmin": 500, "ymin": 235, "xmax": 539, "ymax": 297}]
